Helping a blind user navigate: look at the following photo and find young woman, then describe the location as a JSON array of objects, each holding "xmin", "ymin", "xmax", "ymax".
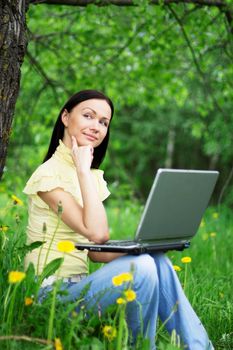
[{"xmin": 23, "ymin": 90, "xmax": 213, "ymax": 350}]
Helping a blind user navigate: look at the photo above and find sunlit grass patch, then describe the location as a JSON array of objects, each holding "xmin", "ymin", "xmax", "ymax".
[{"xmin": 0, "ymin": 198, "xmax": 232, "ymax": 349}]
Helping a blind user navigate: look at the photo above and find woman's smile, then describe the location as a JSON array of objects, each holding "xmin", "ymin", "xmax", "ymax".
[
  {"xmin": 62, "ymin": 99, "xmax": 111, "ymax": 149},
  {"xmin": 83, "ymin": 132, "xmax": 98, "ymax": 142}
]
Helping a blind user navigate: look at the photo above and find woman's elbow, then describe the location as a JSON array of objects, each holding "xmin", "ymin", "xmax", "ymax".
[{"xmin": 90, "ymin": 230, "xmax": 109, "ymax": 244}]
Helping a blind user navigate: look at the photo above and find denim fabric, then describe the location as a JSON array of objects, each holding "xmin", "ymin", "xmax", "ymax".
[{"xmin": 41, "ymin": 253, "xmax": 214, "ymax": 350}]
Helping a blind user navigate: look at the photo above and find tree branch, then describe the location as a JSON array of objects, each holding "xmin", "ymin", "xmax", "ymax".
[
  {"xmin": 29, "ymin": 0, "xmax": 233, "ymax": 39},
  {"xmin": 222, "ymin": 7, "xmax": 233, "ymax": 35},
  {"xmin": 29, "ymin": 0, "xmax": 233, "ymax": 35},
  {"xmin": 0, "ymin": 335, "xmax": 51, "ymax": 346},
  {"xmin": 102, "ymin": 21, "xmax": 146, "ymax": 66},
  {"xmin": 167, "ymin": 4, "xmax": 229, "ymax": 120},
  {"xmin": 168, "ymin": 4, "xmax": 204, "ymax": 78},
  {"xmin": 26, "ymin": 50, "xmax": 61, "ymax": 102},
  {"xmin": 29, "ymin": 0, "xmax": 230, "ymax": 9}
]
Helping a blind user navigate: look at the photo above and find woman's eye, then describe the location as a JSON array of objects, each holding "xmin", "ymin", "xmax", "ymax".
[
  {"xmin": 100, "ymin": 120, "xmax": 109, "ymax": 127},
  {"xmin": 84, "ymin": 114, "xmax": 92, "ymax": 119}
]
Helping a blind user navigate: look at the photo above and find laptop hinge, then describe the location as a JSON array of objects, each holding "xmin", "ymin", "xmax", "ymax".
[{"xmin": 137, "ymin": 238, "xmax": 191, "ymax": 244}]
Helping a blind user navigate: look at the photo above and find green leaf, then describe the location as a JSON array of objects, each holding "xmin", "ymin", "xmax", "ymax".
[
  {"xmin": 25, "ymin": 241, "xmax": 45, "ymax": 252},
  {"xmin": 40, "ymin": 258, "xmax": 63, "ymax": 282},
  {"xmin": 25, "ymin": 262, "xmax": 37, "ymax": 295},
  {"xmin": 26, "ymin": 262, "xmax": 36, "ymax": 278},
  {"xmin": 17, "ymin": 241, "xmax": 45, "ymax": 255}
]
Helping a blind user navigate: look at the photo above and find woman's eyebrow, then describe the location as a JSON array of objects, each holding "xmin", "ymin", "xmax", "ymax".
[{"xmin": 81, "ymin": 107, "xmax": 111, "ymax": 120}]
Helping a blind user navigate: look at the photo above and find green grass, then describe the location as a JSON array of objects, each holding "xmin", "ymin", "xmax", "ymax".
[{"xmin": 0, "ymin": 193, "xmax": 233, "ymax": 349}]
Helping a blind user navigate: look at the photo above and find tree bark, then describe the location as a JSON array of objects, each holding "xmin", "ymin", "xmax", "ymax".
[{"xmin": 0, "ymin": 0, "xmax": 29, "ymax": 180}]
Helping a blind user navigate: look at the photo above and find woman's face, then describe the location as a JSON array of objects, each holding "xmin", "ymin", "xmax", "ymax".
[{"xmin": 62, "ymin": 99, "xmax": 112, "ymax": 148}]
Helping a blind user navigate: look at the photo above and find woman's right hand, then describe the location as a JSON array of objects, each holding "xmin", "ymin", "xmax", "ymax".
[{"xmin": 71, "ymin": 136, "xmax": 94, "ymax": 174}]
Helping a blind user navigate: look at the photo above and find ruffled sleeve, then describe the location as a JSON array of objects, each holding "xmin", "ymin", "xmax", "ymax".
[
  {"xmin": 23, "ymin": 160, "xmax": 110, "ymax": 209},
  {"xmin": 23, "ymin": 161, "xmax": 83, "ymax": 209},
  {"xmin": 91, "ymin": 169, "xmax": 111, "ymax": 201}
]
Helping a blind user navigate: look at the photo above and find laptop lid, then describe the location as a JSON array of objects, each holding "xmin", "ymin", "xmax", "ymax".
[{"xmin": 135, "ymin": 169, "xmax": 219, "ymax": 242}]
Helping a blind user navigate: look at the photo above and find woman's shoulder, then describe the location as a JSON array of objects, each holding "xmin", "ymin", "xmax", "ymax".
[
  {"xmin": 28, "ymin": 157, "xmax": 58, "ymax": 179},
  {"xmin": 23, "ymin": 157, "xmax": 70, "ymax": 196}
]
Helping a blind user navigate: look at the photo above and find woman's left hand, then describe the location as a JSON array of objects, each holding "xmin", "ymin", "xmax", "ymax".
[{"xmin": 71, "ymin": 136, "xmax": 93, "ymax": 173}]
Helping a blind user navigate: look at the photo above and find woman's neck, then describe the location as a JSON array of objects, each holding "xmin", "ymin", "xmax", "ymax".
[{"xmin": 62, "ymin": 133, "xmax": 72, "ymax": 149}]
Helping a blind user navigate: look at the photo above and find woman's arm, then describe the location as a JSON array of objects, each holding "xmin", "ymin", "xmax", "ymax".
[
  {"xmin": 38, "ymin": 188, "xmax": 109, "ymax": 243},
  {"xmin": 77, "ymin": 167, "xmax": 109, "ymax": 242},
  {"xmin": 88, "ymin": 251, "xmax": 126, "ymax": 263},
  {"xmin": 38, "ymin": 137, "xmax": 109, "ymax": 244}
]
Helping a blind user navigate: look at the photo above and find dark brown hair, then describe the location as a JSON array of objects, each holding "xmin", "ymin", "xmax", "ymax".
[{"xmin": 43, "ymin": 90, "xmax": 114, "ymax": 168}]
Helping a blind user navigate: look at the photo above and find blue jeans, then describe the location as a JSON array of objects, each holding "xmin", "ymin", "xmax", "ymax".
[{"xmin": 46, "ymin": 253, "xmax": 214, "ymax": 350}]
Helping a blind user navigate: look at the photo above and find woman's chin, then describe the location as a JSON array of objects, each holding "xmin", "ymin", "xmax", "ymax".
[{"xmin": 78, "ymin": 138, "xmax": 100, "ymax": 148}]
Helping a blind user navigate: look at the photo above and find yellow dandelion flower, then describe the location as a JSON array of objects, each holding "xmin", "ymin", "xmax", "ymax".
[
  {"xmin": 124, "ymin": 289, "xmax": 136, "ymax": 302},
  {"xmin": 8, "ymin": 271, "xmax": 26, "ymax": 284},
  {"xmin": 102, "ymin": 325, "xmax": 117, "ymax": 341},
  {"xmin": 25, "ymin": 297, "xmax": 33, "ymax": 306},
  {"xmin": 210, "ymin": 232, "xmax": 216, "ymax": 238},
  {"xmin": 57, "ymin": 240, "xmax": 75, "ymax": 253},
  {"xmin": 181, "ymin": 256, "xmax": 192, "ymax": 264},
  {"xmin": 200, "ymin": 220, "xmax": 205, "ymax": 228},
  {"xmin": 173, "ymin": 265, "xmax": 182, "ymax": 272},
  {"xmin": 0, "ymin": 225, "xmax": 9, "ymax": 232},
  {"xmin": 112, "ymin": 272, "xmax": 133, "ymax": 286},
  {"xmin": 116, "ymin": 297, "xmax": 126, "ymax": 305},
  {"xmin": 11, "ymin": 195, "xmax": 23, "ymax": 206},
  {"xmin": 210, "ymin": 232, "xmax": 217, "ymax": 237},
  {"xmin": 54, "ymin": 338, "xmax": 63, "ymax": 350},
  {"xmin": 112, "ymin": 276, "xmax": 122, "ymax": 286},
  {"xmin": 212, "ymin": 212, "xmax": 219, "ymax": 219},
  {"xmin": 120, "ymin": 272, "xmax": 133, "ymax": 282}
]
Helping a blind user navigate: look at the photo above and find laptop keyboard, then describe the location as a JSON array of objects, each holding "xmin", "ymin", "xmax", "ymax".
[{"xmin": 105, "ymin": 240, "xmax": 136, "ymax": 246}]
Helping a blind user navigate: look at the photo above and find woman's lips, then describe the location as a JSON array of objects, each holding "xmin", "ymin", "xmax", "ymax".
[{"xmin": 84, "ymin": 133, "xmax": 98, "ymax": 141}]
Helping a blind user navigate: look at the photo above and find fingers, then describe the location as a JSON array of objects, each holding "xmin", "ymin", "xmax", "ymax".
[
  {"xmin": 72, "ymin": 136, "xmax": 94, "ymax": 153},
  {"xmin": 71, "ymin": 136, "xmax": 78, "ymax": 150},
  {"xmin": 71, "ymin": 137, "xmax": 93, "ymax": 160},
  {"xmin": 71, "ymin": 137, "xmax": 94, "ymax": 171}
]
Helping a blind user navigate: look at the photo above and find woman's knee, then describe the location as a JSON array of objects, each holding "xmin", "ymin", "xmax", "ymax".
[
  {"xmin": 151, "ymin": 253, "xmax": 177, "ymax": 282},
  {"xmin": 129, "ymin": 254, "xmax": 158, "ymax": 287}
]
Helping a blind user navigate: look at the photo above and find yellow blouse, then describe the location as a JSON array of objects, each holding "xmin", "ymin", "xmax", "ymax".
[{"xmin": 23, "ymin": 140, "xmax": 110, "ymax": 277}]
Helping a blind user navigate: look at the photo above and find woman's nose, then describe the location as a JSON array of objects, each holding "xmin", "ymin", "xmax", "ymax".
[{"xmin": 90, "ymin": 119, "xmax": 100, "ymax": 131}]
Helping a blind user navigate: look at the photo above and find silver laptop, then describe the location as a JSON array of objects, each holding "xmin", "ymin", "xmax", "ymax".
[{"xmin": 76, "ymin": 169, "xmax": 219, "ymax": 254}]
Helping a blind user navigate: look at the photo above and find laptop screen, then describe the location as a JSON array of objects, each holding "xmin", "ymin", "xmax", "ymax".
[{"xmin": 135, "ymin": 169, "xmax": 219, "ymax": 242}]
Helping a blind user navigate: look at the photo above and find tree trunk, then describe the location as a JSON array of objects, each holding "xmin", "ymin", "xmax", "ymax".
[
  {"xmin": 0, "ymin": 0, "xmax": 29, "ymax": 180},
  {"xmin": 209, "ymin": 153, "xmax": 219, "ymax": 170},
  {"xmin": 165, "ymin": 128, "xmax": 176, "ymax": 168}
]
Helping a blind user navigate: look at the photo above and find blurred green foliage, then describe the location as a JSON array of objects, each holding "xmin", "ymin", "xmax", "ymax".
[{"xmin": 2, "ymin": 1, "xmax": 233, "ymax": 204}]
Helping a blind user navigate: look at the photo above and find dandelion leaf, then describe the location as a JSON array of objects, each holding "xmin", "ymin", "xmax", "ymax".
[
  {"xmin": 40, "ymin": 257, "xmax": 63, "ymax": 282},
  {"xmin": 19, "ymin": 240, "xmax": 45, "ymax": 254}
]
